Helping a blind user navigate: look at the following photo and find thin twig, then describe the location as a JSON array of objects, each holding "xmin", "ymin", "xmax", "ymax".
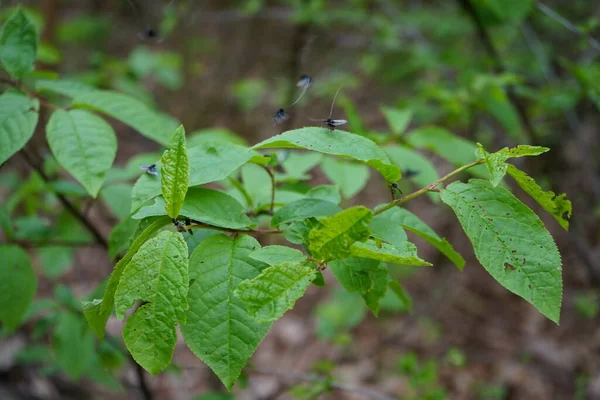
[
  {"xmin": 537, "ymin": 2, "xmax": 600, "ymax": 52},
  {"xmin": 185, "ymin": 221, "xmax": 282, "ymax": 235},
  {"xmin": 253, "ymin": 368, "xmax": 397, "ymax": 400},
  {"xmin": 264, "ymin": 166, "xmax": 276, "ymax": 215},
  {"xmin": 0, "ymin": 76, "xmax": 61, "ymax": 110},
  {"xmin": 374, "ymin": 160, "xmax": 484, "ymax": 216}
]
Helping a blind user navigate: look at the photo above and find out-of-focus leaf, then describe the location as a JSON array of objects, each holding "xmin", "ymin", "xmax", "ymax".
[
  {"xmin": 160, "ymin": 125, "xmax": 189, "ymax": 218},
  {"xmin": 0, "ymin": 91, "xmax": 39, "ymax": 165},
  {"xmin": 0, "ymin": 245, "xmax": 37, "ymax": 332},
  {"xmin": 0, "ymin": 8, "xmax": 38, "ymax": 78}
]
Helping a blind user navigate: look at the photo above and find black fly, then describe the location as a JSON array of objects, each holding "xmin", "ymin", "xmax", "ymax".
[
  {"xmin": 129, "ymin": 0, "xmax": 168, "ymax": 42},
  {"xmin": 403, "ymin": 169, "xmax": 420, "ymax": 179},
  {"xmin": 311, "ymin": 86, "xmax": 347, "ymax": 131},
  {"xmin": 390, "ymin": 182, "xmax": 403, "ymax": 200},
  {"xmin": 140, "ymin": 164, "xmax": 158, "ymax": 176},
  {"xmin": 172, "ymin": 218, "xmax": 190, "ymax": 234},
  {"xmin": 272, "ymin": 74, "xmax": 312, "ymax": 125}
]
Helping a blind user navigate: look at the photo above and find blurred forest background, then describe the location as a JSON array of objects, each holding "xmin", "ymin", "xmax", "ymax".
[{"xmin": 1, "ymin": 0, "xmax": 600, "ymax": 399}]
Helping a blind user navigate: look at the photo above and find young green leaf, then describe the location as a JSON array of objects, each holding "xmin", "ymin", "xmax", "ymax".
[
  {"xmin": 440, "ymin": 179, "xmax": 562, "ymax": 323},
  {"xmin": 181, "ymin": 234, "xmax": 272, "ymax": 389},
  {"xmin": 72, "ymin": 90, "xmax": 179, "ymax": 146},
  {"xmin": 46, "ymin": 109, "xmax": 117, "ymax": 197},
  {"xmin": 477, "ymin": 143, "xmax": 549, "ymax": 187},
  {"xmin": 249, "ymin": 245, "xmax": 306, "ymax": 265},
  {"xmin": 134, "ymin": 187, "xmax": 251, "ymax": 230},
  {"xmin": 114, "ymin": 230, "xmax": 189, "ymax": 375},
  {"xmin": 53, "ymin": 311, "xmax": 95, "ymax": 380},
  {"xmin": 0, "ymin": 8, "xmax": 38, "ymax": 78},
  {"xmin": 0, "ymin": 245, "xmax": 37, "ymax": 332},
  {"xmin": 108, "ymin": 215, "xmax": 140, "ymax": 260},
  {"xmin": 161, "ymin": 125, "xmax": 189, "ymax": 218},
  {"xmin": 235, "ymin": 262, "xmax": 316, "ymax": 322},
  {"xmin": 34, "ymin": 79, "xmax": 95, "ymax": 98},
  {"xmin": 308, "ymin": 206, "xmax": 373, "ymax": 262},
  {"xmin": 271, "ymin": 198, "xmax": 341, "ymax": 227},
  {"xmin": 82, "ymin": 216, "xmax": 171, "ymax": 338},
  {"xmin": 321, "ymin": 157, "xmax": 370, "ymax": 199},
  {"xmin": 252, "ymin": 127, "xmax": 401, "ymax": 182},
  {"xmin": 506, "ymin": 164, "xmax": 571, "ymax": 231},
  {"xmin": 328, "ymin": 257, "xmax": 380, "ymax": 294},
  {"xmin": 374, "ymin": 207, "xmax": 465, "ymax": 269},
  {"xmin": 131, "ymin": 142, "xmax": 255, "ymax": 212},
  {"xmin": 381, "ymin": 106, "xmax": 413, "ymax": 134},
  {"xmin": 350, "ymin": 241, "xmax": 432, "ymax": 266},
  {"xmin": 306, "ymin": 185, "xmax": 342, "ymax": 205},
  {"xmin": 0, "ymin": 91, "xmax": 39, "ymax": 165},
  {"xmin": 369, "ymin": 216, "xmax": 408, "ymax": 248}
]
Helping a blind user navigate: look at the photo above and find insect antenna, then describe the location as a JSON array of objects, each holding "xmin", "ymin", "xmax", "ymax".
[
  {"xmin": 328, "ymin": 85, "xmax": 344, "ymax": 119},
  {"xmin": 288, "ymin": 78, "xmax": 311, "ymax": 108}
]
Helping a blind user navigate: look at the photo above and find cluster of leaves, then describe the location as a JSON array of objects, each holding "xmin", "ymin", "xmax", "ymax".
[{"xmin": 0, "ymin": 5, "xmax": 572, "ymax": 392}]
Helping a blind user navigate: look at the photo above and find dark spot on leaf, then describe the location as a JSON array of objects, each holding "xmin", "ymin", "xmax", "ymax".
[
  {"xmin": 173, "ymin": 254, "xmax": 179, "ymax": 258},
  {"xmin": 522, "ymin": 258, "xmax": 526, "ymax": 265},
  {"xmin": 506, "ymin": 213, "xmax": 510, "ymax": 216},
  {"xmin": 504, "ymin": 263, "xmax": 516, "ymax": 272},
  {"xmin": 511, "ymin": 250, "xmax": 516, "ymax": 253},
  {"xmin": 528, "ymin": 284, "xmax": 532, "ymax": 289},
  {"xmin": 207, "ymin": 147, "xmax": 218, "ymax": 155}
]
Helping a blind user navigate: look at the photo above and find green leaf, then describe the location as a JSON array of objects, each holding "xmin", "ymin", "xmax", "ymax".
[
  {"xmin": 134, "ymin": 187, "xmax": 251, "ymax": 230},
  {"xmin": 271, "ymin": 198, "xmax": 341, "ymax": 227},
  {"xmin": 381, "ymin": 106, "xmax": 413, "ymax": 134},
  {"xmin": 241, "ymin": 163, "xmax": 271, "ymax": 208},
  {"xmin": 406, "ymin": 126, "xmax": 486, "ymax": 177},
  {"xmin": 100, "ymin": 183, "xmax": 132, "ymax": 220},
  {"xmin": 350, "ymin": 241, "xmax": 432, "ymax": 266},
  {"xmin": 0, "ymin": 8, "xmax": 38, "ymax": 78},
  {"xmin": 53, "ymin": 311, "xmax": 95, "ymax": 380},
  {"xmin": 188, "ymin": 127, "xmax": 247, "ymax": 147},
  {"xmin": 328, "ymin": 257, "xmax": 380, "ymax": 294},
  {"xmin": 385, "ymin": 145, "xmax": 440, "ymax": 198},
  {"xmin": 306, "ymin": 185, "xmax": 341, "ymax": 205},
  {"xmin": 181, "ymin": 234, "xmax": 272, "ymax": 389},
  {"xmin": 72, "ymin": 90, "xmax": 179, "ymax": 145},
  {"xmin": 131, "ymin": 142, "xmax": 255, "ymax": 212},
  {"xmin": 321, "ymin": 157, "xmax": 370, "ymax": 199},
  {"xmin": 280, "ymin": 152, "xmax": 323, "ymax": 181},
  {"xmin": 440, "ymin": 179, "xmax": 562, "ymax": 323},
  {"xmin": 369, "ymin": 216, "xmax": 408, "ymax": 249},
  {"xmin": 506, "ymin": 164, "xmax": 571, "ymax": 231},
  {"xmin": 0, "ymin": 204, "xmax": 12, "ymax": 238},
  {"xmin": 361, "ymin": 263, "xmax": 389, "ymax": 316},
  {"xmin": 479, "ymin": 0, "xmax": 533, "ymax": 23},
  {"xmin": 160, "ymin": 125, "xmax": 189, "ymax": 218},
  {"xmin": 0, "ymin": 91, "xmax": 39, "ymax": 165},
  {"xmin": 249, "ymin": 245, "xmax": 306, "ymax": 265},
  {"xmin": 385, "ymin": 280, "xmax": 413, "ymax": 313},
  {"xmin": 252, "ymin": 127, "xmax": 401, "ymax": 182},
  {"xmin": 46, "ymin": 109, "xmax": 117, "ymax": 197},
  {"xmin": 108, "ymin": 215, "xmax": 140, "ymax": 260},
  {"xmin": 38, "ymin": 246, "xmax": 73, "ymax": 279},
  {"xmin": 34, "ymin": 79, "xmax": 95, "ymax": 98},
  {"xmin": 374, "ymin": 207, "xmax": 465, "ymax": 269},
  {"xmin": 236, "ymin": 262, "xmax": 316, "ymax": 322},
  {"xmin": 114, "ymin": 230, "xmax": 188, "ymax": 375},
  {"xmin": 0, "ymin": 245, "xmax": 37, "ymax": 332},
  {"xmin": 82, "ymin": 216, "xmax": 171, "ymax": 338},
  {"xmin": 308, "ymin": 206, "xmax": 373, "ymax": 262},
  {"xmin": 315, "ymin": 289, "xmax": 366, "ymax": 339},
  {"xmin": 478, "ymin": 83, "xmax": 522, "ymax": 139},
  {"xmin": 476, "ymin": 143, "xmax": 549, "ymax": 187}
]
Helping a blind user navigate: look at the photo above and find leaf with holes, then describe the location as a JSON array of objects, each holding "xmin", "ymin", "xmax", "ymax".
[
  {"xmin": 0, "ymin": 91, "xmax": 39, "ymax": 165},
  {"xmin": 440, "ymin": 179, "xmax": 562, "ymax": 323},
  {"xmin": 131, "ymin": 141, "xmax": 256, "ymax": 212},
  {"xmin": 308, "ymin": 206, "xmax": 373, "ymax": 262},
  {"xmin": 236, "ymin": 262, "xmax": 316, "ymax": 322},
  {"xmin": 0, "ymin": 8, "xmax": 38, "ymax": 78},
  {"xmin": 252, "ymin": 127, "xmax": 401, "ymax": 182},
  {"xmin": 477, "ymin": 143, "xmax": 549, "ymax": 187},
  {"xmin": 72, "ymin": 90, "xmax": 179, "ymax": 145},
  {"xmin": 160, "ymin": 125, "xmax": 189, "ymax": 218},
  {"xmin": 134, "ymin": 187, "xmax": 251, "ymax": 230},
  {"xmin": 0, "ymin": 245, "xmax": 37, "ymax": 332},
  {"xmin": 114, "ymin": 230, "xmax": 189, "ymax": 375},
  {"xmin": 46, "ymin": 109, "xmax": 117, "ymax": 197},
  {"xmin": 507, "ymin": 164, "xmax": 571, "ymax": 231},
  {"xmin": 350, "ymin": 240, "xmax": 431, "ymax": 266},
  {"xmin": 181, "ymin": 234, "xmax": 272, "ymax": 389},
  {"xmin": 82, "ymin": 216, "xmax": 171, "ymax": 338},
  {"xmin": 374, "ymin": 206, "xmax": 465, "ymax": 270}
]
